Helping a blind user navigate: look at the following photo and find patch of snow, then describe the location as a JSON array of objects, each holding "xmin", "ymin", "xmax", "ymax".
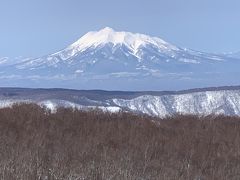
[
  {"xmin": 0, "ymin": 57, "xmax": 8, "ymax": 64},
  {"xmin": 75, "ymin": 70, "xmax": 84, "ymax": 73},
  {"xmin": 179, "ymin": 58, "xmax": 200, "ymax": 64}
]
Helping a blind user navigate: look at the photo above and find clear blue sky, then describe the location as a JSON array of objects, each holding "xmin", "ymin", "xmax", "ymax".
[{"xmin": 0, "ymin": 0, "xmax": 240, "ymax": 58}]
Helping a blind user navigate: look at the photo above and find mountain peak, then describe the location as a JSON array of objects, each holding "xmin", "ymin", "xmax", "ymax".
[
  {"xmin": 68, "ymin": 27, "xmax": 178, "ymax": 53},
  {"xmin": 99, "ymin": 27, "xmax": 115, "ymax": 33}
]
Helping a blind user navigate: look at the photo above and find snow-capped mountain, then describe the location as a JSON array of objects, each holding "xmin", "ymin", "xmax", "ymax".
[
  {"xmin": 1, "ymin": 87, "xmax": 240, "ymax": 117},
  {"xmin": 14, "ymin": 27, "xmax": 181, "ymax": 69},
  {"xmin": 1, "ymin": 27, "xmax": 240, "ymax": 90}
]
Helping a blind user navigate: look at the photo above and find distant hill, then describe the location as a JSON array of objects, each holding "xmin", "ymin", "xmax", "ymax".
[{"xmin": 0, "ymin": 86, "xmax": 240, "ymax": 117}]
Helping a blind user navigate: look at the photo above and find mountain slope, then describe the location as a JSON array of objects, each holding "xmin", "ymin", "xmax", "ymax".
[
  {"xmin": 225, "ymin": 51, "xmax": 240, "ymax": 58},
  {"xmin": 1, "ymin": 87, "xmax": 240, "ymax": 117},
  {"xmin": 113, "ymin": 90, "xmax": 240, "ymax": 117},
  {"xmin": 1, "ymin": 27, "xmax": 240, "ymax": 90}
]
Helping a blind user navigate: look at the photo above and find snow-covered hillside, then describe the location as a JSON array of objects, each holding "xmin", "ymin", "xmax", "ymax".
[
  {"xmin": 1, "ymin": 27, "xmax": 240, "ymax": 90},
  {"xmin": 112, "ymin": 90, "xmax": 240, "ymax": 117},
  {"xmin": 1, "ymin": 87, "xmax": 240, "ymax": 117}
]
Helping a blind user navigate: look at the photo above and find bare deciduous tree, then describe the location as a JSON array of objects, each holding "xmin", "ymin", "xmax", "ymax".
[{"xmin": 0, "ymin": 104, "xmax": 239, "ymax": 179}]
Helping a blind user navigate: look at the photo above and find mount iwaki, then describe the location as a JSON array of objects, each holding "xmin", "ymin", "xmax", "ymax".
[{"xmin": 1, "ymin": 27, "xmax": 240, "ymax": 90}]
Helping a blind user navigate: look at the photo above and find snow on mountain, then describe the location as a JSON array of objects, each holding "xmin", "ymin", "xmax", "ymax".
[
  {"xmin": 14, "ymin": 27, "xmax": 181, "ymax": 69},
  {"xmin": 66, "ymin": 27, "xmax": 180, "ymax": 57},
  {"xmin": 0, "ymin": 57, "xmax": 9, "ymax": 65},
  {"xmin": 0, "ymin": 56, "xmax": 32, "ymax": 66},
  {"xmin": 15, "ymin": 27, "xmax": 227, "ymax": 69},
  {"xmin": 0, "ymin": 99, "xmax": 30, "ymax": 109},
  {"xmin": 1, "ymin": 27, "xmax": 240, "ymax": 90},
  {"xmin": 38, "ymin": 99, "xmax": 121, "ymax": 113},
  {"xmin": 0, "ymin": 98, "xmax": 120, "ymax": 114},
  {"xmin": 1, "ymin": 87, "xmax": 240, "ymax": 117},
  {"xmin": 225, "ymin": 51, "xmax": 240, "ymax": 59},
  {"xmin": 112, "ymin": 89, "xmax": 240, "ymax": 117}
]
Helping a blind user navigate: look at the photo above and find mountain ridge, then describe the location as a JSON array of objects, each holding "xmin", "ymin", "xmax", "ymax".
[
  {"xmin": 0, "ymin": 85, "xmax": 240, "ymax": 117},
  {"xmin": 0, "ymin": 27, "xmax": 240, "ymax": 90}
]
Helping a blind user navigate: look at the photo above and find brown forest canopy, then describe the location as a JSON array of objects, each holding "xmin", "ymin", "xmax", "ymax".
[{"xmin": 0, "ymin": 104, "xmax": 240, "ymax": 180}]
